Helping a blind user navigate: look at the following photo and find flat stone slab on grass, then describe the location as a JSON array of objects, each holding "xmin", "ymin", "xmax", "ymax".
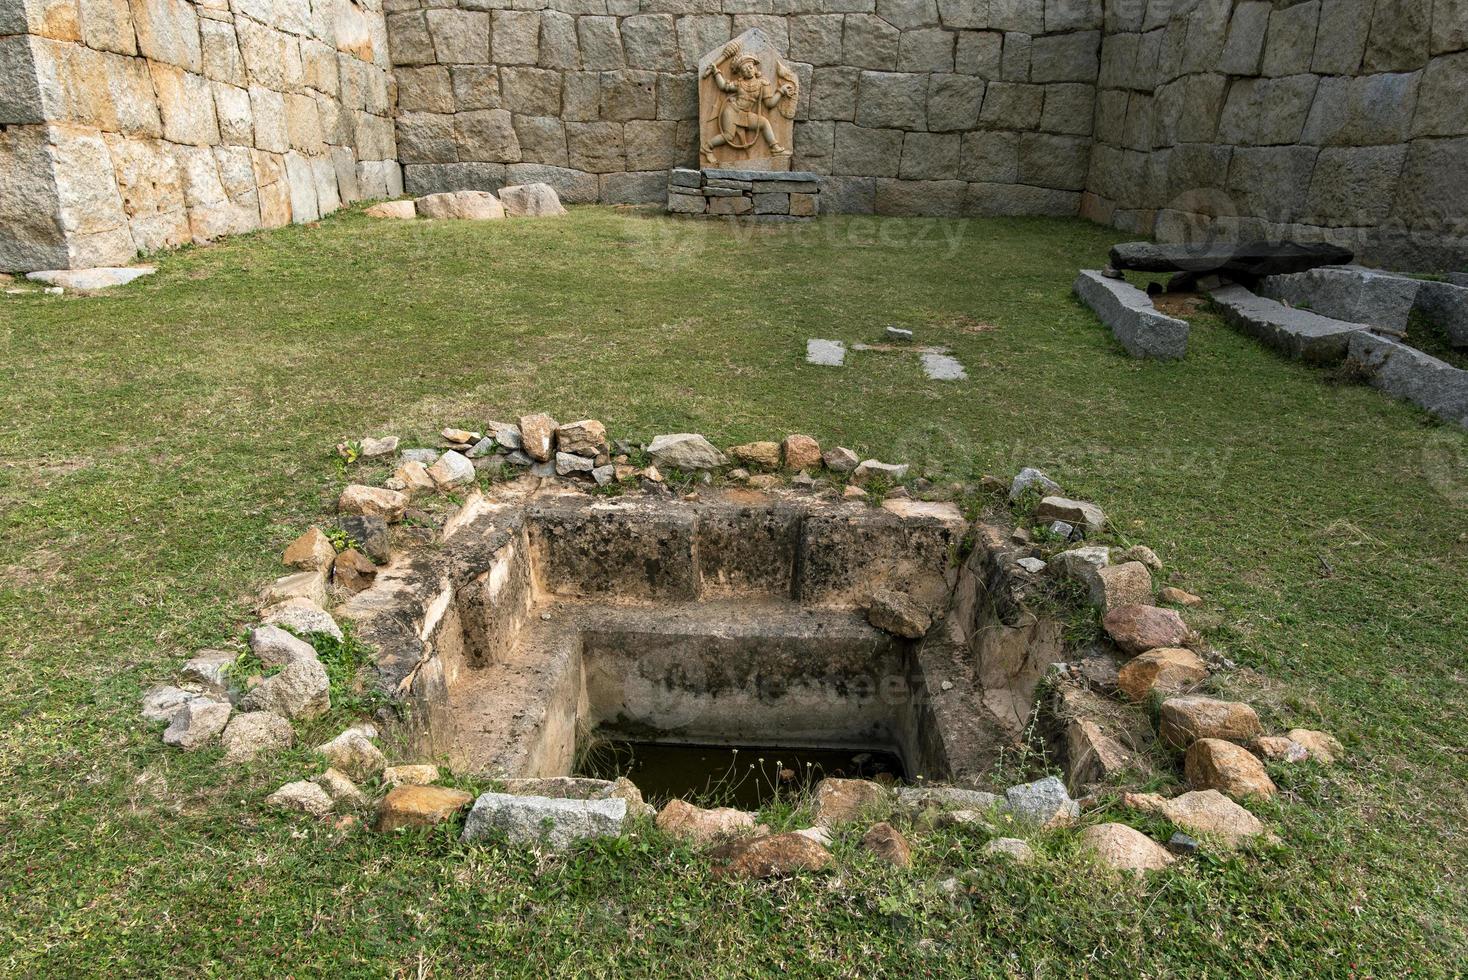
[
  {"xmin": 1209, "ymin": 284, "xmax": 1366, "ymax": 364},
  {"xmin": 1073, "ymin": 270, "xmax": 1188, "ymax": 360},
  {"xmin": 920, "ymin": 351, "xmax": 968, "ymax": 380},
  {"xmin": 460, "ymin": 793, "xmax": 627, "ymax": 850},
  {"xmin": 1347, "ymin": 331, "xmax": 1468, "ymax": 430},
  {"xmin": 26, "ymin": 267, "xmax": 155, "ymax": 290},
  {"xmin": 806, "ymin": 339, "xmax": 847, "ymax": 366},
  {"xmin": 1108, "ymin": 241, "xmax": 1353, "ymax": 280},
  {"xmin": 1259, "ymin": 265, "xmax": 1421, "ymax": 333}
]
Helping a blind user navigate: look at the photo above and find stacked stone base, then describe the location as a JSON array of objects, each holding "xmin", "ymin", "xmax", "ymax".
[{"xmin": 667, "ymin": 169, "xmax": 822, "ymax": 221}]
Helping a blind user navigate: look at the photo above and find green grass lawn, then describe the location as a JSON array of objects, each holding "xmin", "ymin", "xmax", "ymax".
[{"xmin": 1, "ymin": 207, "xmax": 1465, "ymax": 975}]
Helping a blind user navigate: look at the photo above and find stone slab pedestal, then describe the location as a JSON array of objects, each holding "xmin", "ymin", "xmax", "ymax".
[{"xmin": 667, "ymin": 168, "xmax": 823, "ymax": 220}]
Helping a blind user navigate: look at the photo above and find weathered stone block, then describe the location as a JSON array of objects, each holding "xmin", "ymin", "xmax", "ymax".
[
  {"xmin": 539, "ymin": 10, "xmax": 580, "ymax": 70},
  {"xmin": 898, "ymin": 130, "xmax": 958, "ymax": 178},
  {"xmin": 789, "ymin": 13, "xmax": 844, "ymax": 65},
  {"xmin": 150, "ymin": 64, "xmax": 220, "ymax": 145},
  {"xmin": 989, "ymin": 0, "xmax": 1044, "ymax": 33},
  {"xmin": 832, "ymin": 121, "xmax": 902, "ymax": 175},
  {"xmin": 963, "ymin": 180, "xmax": 1077, "ymax": 216},
  {"xmin": 874, "ymin": 177, "xmax": 963, "ymax": 215},
  {"xmin": 1000, "ymin": 30, "xmax": 1029, "ymax": 81},
  {"xmin": 623, "ymin": 118, "xmax": 680, "ymax": 169},
  {"xmin": 1040, "ymin": 82, "xmax": 1093, "ymax": 136},
  {"xmin": 500, "ymin": 66, "xmax": 562, "ymax": 116},
  {"xmin": 977, "ymin": 81, "xmax": 1042, "ymax": 129},
  {"xmin": 456, "ymin": 108, "xmax": 521, "ymax": 163},
  {"xmin": 513, "ymin": 114, "xmax": 569, "ymax": 166},
  {"xmin": 396, "ymin": 111, "xmax": 458, "ymax": 164},
  {"xmin": 576, "ymin": 15, "xmax": 625, "ymax": 69},
  {"xmin": 80, "ymin": 0, "xmax": 138, "ymax": 56},
  {"xmin": 1030, "ymin": 30, "xmax": 1099, "ymax": 83},
  {"xmin": 1219, "ymin": 75, "xmax": 1318, "ymax": 146},
  {"xmin": 131, "ymin": 0, "xmax": 202, "ymax": 73},
  {"xmin": 924, "ymin": 73, "xmax": 982, "ymax": 131},
  {"xmin": 810, "ymin": 65, "xmax": 860, "ymax": 119},
  {"xmin": 1412, "ymin": 52, "xmax": 1468, "ymax": 138},
  {"xmin": 1348, "ymin": 331, "xmax": 1468, "ymax": 429},
  {"xmin": 855, "ymin": 70, "xmax": 926, "ymax": 129},
  {"xmin": 1312, "ymin": 0, "xmax": 1370, "ymax": 74},
  {"xmin": 1303, "ymin": 144, "xmax": 1406, "ymax": 225},
  {"xmin": 1018, "ymin": 132, "xmax": 1089, "ymax": 189},
  {"xmin": 843, "ymin": 13, "xmax": 899, "ymax": 69},
  {"xmin": 452, "ymin": 66, "xmax": 501, "ymax": 112},
  {"xmin": 676, "ymin": 14, "xmax": 732, "ymax": 69},
  {"xmin": 622, "ymin": 14, "xmax": 678, "ymax": 69},
  {"xmin": 897, "ymin": 27, "xmax": 955, "ymax": 72},
  {"xmin": 1363, "ymin": 0, "xmax": 1430, "ymax": 72},
  {"xmin": 600, "ymin": 68, "xmax": 657, "ymax": 120},
  {"xmin": 567, "ymin": 120, "xmax": 625, "ymax": 171},
  {"xmin": 959, "ymin": 129, "xmax": 1017, "ymax": 181},
  {"xmin": 493, "ymin": 9, "xmax": 542, "ymax": 66},
  {"xmin": 397, "ymin": 65, "xmax": 454, "ymax": 114},
  {"xmin": 1301, "ymin": 72, "xmax": 1418, "ymax": 147},
  {"xmin": 425, "ymin": 8, "xmax": 489, "ymax": 64},
  {"xmin": 236, "ymin": 18, "xmax": 303, "ymax": 88},
  {"xmin": 955, "ymin": 29, "xmax": 1002, "ymax": 77}
]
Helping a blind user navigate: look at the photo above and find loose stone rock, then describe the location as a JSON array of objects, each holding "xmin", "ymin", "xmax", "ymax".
[
  {"xmin": 1087, "ymin": 561, "xmax": 1153, "ymax": 611},
  {"xmin": 25, "ymin": 266, "xmax": 156, "ymax": 291},
  {"xmin": 556, "ymin": 451, "xmax": 595, "ymax": 476},
  {"xmin": 1079, "ymin": 823, "xmax": 1175, "ymax": 873},
  {"xmin": 748, "ymin": 474, "xmax": 781, "ymax": 490},
  {"xmin": 141, "ymin": 685, "xmax": 204, "ymax": 722},
  {"xmin": 710, "ymin": 832, "xmax": 834, "ymax": 878},
  {"xmin": 984, "ymin": 837, "xmax": 1036, "ymax": 863},
  {"xmin": 842, "ymin": 485, "xmax": 868, "ymax": 500},
  {"xmin": 333, "ymin": 549, "xmax": 377, "ymax": 595},
  {"xmin": 1052, "ymin": 545, "xmax": 1110, "ymax": 580},
  {"xmin": 1251, "ymin": 736, "xmax": 1309, "ymax": 763},
  {"xmin": 648, "ymin": 433, "xmax": 728, "ymax": 470},
  {"xmin": 240, "ymin": 658, "xmax": 331, "ymax": 720},
  {"xmin": 1123, "ymin": 789, "xmax": 1269, "ymax": 848},
  {"xmin": 315, "ymin": 768, "xmax": 367, "ymax": 807},
  {"xmin": 423, "ymin": 451, "xmax": 472, "ymax": 489},
  {"xmin": 1004, "ymin": 776, "xmax": 1080, "ymax": 828},
  {"xmin": 460, "ymin": 793, "xmax": 627, "ymax": 850},
  {"xmin": 1166, "ymin": 832, "xmax": 1200, "ymax": 855},
  {"xmin": 782, "ymin": 434, "xmax": 822, "ymax": 471},
  {"xmin": 592, "ymin": 465, "xmax": 616, "ymax": 486},
  {"xmin": 861, "ymin": 821, "xmax": 913, "ymax": 867},
  {"xmin": 400, "ymin": 448, "xmax": 441, "ymax": 466},
  {"xmin": 365, "ymin": 201, "xmax": 416, "ymax": 220},
  {"xmin": 339, "ymin": 484, "xmax": 408, "ymax": 522},
  {"xmin": 492, "ymin": 423, "xmax": 523, "ymax": 450},
  {"xmin": 382, "ymin": 764, "xmax": 440, "ymax": 788},
  {"xmin": 316, "ymin": 729, "xmax": 387, "ymax": 781},
  {"xmin": 1185, "ymin": 738, "xmax": 1277, "ymax": 800},
  {"xmin": 162, "ymin": 699, "xmax": 232, "ymax": 750},
  {"xmin": 262, "ymin": 598, "xmax": 342, "ymax": 641},
  {"xmin": 359, "ymin": 436, "xmax": 400, "ymax": 458},
  {"xmin": 1116, "ymin": 647, "xmax": 1208, "ymax": 701},
  {"xmin": 260, "ymin": 569, "xmax": 327, "ymax": 608},
  {"xmin": 283, "ymin": 527, "xmax": 336, "ymax": 571},
  {"xmin": 823, "ymin": 446, "xmax": 860, "ymax": 472},
  {"xmin": 500, "ymin": 776, "xmax": 651, "ymax": 816},
  {"xmin": 920, "ymin": 352, "xmax": 968, "ymax": 380},
  {"xmin": 1286, "ymin": 729, "xmax": 1343, "ymax": 763},
  {"xmin": 267, "ymin": 780, "xmax": 335, "ymax": 818},
  {"xmin": 518, "ymin": 414, "xmax": 559, "ymax": 462},
  {"xmin": 179, "ymin": 650, "xmax": 235, "ymax": 690},
  {"xmin": 812, "ymin": 777, "xmax": 890, "ymax": 827},
  {"xmin": 1102, "ymin": 604, "xmax": 1190, "ymax": 654},
  {"xmin": 1034, "ymin": 496, "xmax": 1106, "ymax": 532},
  {"xmin": 339, "ymin": 514, "xmax": 392, "ymax": 563},
  {"xmin": 498, "ymin": 182, "xmax": 567, "ymax": 218},
  {"xmin": 866, "ymin": 588, "xmax": 931, "ymax": 639},
  {"xmin": 896, "ymin": 786, "xmax": 1003, "ymax": 812},
  {"xmin": 1159, "ymin": 586, "xmax": 1203, "ymax": 607},
  {"xmin": 793, "ymin": 826, "xmax": 833, "ymax": 847},
  {"xmin": 377, "ymin": 785, "xmax": 474, "ymax": 831},
  {"xmin": 731, "ymin": 441, "xmax": 782, "ymax": 468},
  {"xmin": 655, "ymin": 799, "xmax": 758, "ymax": 844},
  {"xmin": 465, "ymin": 437, "xmax": 496, "ymax": 459},
  {"xmin": 1159, "ymin": 696, "xmax": 1263, "ymax": 749},
  {"xmin": 1010, "ymin": 467, "xmax": 1061, "ymax": 501},
  {"xmin": 851, "ymin": 459, "xmax": 909, "ymax": 484},
  {"xmin": 1121, "ymin": 545, "xmax": 1163, "ymax": 570},
  {"xmin": 556, "ymin": 420, "xmax": 606, "ymax": 457},
  {"xmin": 220, "ymin": 711, "xmax": 294, "ymax": 763},
  {"xmin": 415, "ymin": 190, "xmax": 504, "ymax": 220}
]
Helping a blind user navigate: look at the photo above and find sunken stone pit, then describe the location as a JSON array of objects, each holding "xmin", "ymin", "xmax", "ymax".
[{"xmin": 338, "ymin": 482, "xmax": 1062, "ymax": 789}]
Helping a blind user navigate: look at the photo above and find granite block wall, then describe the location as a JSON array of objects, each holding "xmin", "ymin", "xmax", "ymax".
[
  {"xmin": 1087, "ymin": 0, "xmax": 1467, "ymax": 270},
  {"xmin": 383, "ymin": 0, "xmax": 1108, "ymax": 216},
  {"xmin": 0, "ymin": 0, "xmax": 401, "ymax": 271}
]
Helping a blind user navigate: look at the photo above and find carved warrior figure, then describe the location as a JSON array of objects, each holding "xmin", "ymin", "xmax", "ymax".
[{"xmin": 700, "ymin": 40, "xmax": 798, "ymax": 166}]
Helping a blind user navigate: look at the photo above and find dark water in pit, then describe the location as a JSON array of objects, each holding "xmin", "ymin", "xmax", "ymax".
[{"xmin": 577, "ymin": 740, "xmax": 906, "ymax": 810}]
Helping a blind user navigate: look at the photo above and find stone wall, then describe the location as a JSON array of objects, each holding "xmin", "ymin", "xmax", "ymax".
[
  {"xmin": 1086, "ymin": 0, "xmax": 1468, "ymax": 270},
  {"xmin": 383, "ymin": 0, "xmax": 1107, "ymax": 215},
  {"xmin": 0, "ymin": 0, "xmax": 401, "ymax": 271}
]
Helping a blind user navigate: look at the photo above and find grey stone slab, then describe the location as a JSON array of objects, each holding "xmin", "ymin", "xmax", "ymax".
[
  {"xmin": 1347, "ymin": 331, "xmax": 1468, "ymax": 429},
  {"xmin": 460, "ymin": 792, "xmax": 627, "ymax": 850},
  {"xmin": 1414, "ymin": 280, "xmax": 1468, "ymax": 348},
  {"xmin": 1259, "ymin": 265, "xmax": 1422, "ymax": 334},
  {"xmin": 920, "ymin": 351, "xmax": 968, "ymax": 380},
  {"xmin": 806, "ymin": 338, "xmax": 847, "ymax": 366},
  {"xmin": 704, "ymin": 168, "xmax": 824, "ymax": 182},
  {"xmin": 750, "ymin": 179, "xmax": 822, "ymax": 193},
  {"xmin": 1073, "ymin": 270, "xmax": 1189, "ymax": 361},
  {"xmin": 669, "ymin": 167, "xmax": 702, "ymax": 187},
  {"xmin": 1209, "ymin": 283, "xmax": 1366, "ymax": 365}
]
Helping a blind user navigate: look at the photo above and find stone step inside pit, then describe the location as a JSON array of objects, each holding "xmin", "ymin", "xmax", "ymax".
[
  {"xmin": 338, "ymin": 486, "xmax": 1065, "ymax": 789},
  {"xmin": 667, "ymin": 168, "xmax": 823, "ymax": 219}
]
